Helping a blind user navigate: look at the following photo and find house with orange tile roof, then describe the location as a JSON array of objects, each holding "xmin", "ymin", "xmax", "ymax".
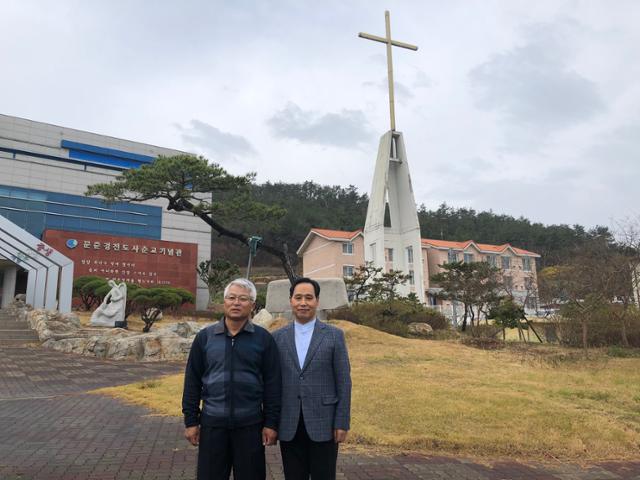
[
  {"xmin": 297, "ymin": 228, "xmax": 541, "ymax": 322},
  {"xmin": 297, "ymin": 228, "xmax": 364, "ymax": 280}
]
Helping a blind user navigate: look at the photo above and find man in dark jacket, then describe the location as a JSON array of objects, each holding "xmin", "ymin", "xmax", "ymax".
[{"xmin": 182, "ymin": 278, "xmax": 281, "ymax": 480}]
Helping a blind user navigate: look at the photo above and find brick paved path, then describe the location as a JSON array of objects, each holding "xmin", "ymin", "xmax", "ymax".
[
  {"xmin": 0, "ymin": 346, "xmax": 182, "ymax": 399},
  {"xmin": 1, "ymin": 346, "xmax": 639, "ymax": 479}
]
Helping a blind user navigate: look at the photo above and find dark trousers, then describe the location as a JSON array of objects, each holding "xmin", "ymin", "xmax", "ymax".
[
  {"xmin": 197, "ymin": 423, "xmax": 265, "ymax": 480},
  {"xmin": 279, "ymin": 413, "xmax": 338, "ymax": 480}
]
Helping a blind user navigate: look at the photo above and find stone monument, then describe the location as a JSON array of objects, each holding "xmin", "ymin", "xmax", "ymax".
[
  {"xmin": 359, "ymin": 11, "xmax": 425, "ymax": 302},
  {"xmin": 90, "ymin": 280, "xmax": 127, "ymax": 328}
]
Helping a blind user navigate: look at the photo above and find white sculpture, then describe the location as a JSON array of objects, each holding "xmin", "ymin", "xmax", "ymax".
[{"xmin": 90, "ymin": 280, "xmax": 127, "ymax": 327}]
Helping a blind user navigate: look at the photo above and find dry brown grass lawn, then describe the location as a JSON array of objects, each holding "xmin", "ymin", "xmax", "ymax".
[{"xmin": 93, "ymin": 320, "xmax": 640, "ymax": 461}]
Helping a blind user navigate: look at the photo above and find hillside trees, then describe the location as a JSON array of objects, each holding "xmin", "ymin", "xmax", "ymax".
[
  {"xmin": 84, "ymin": 154, "xmax": 619, "ymax": 283},
  {"xmin": 105, "ymin": 168, "xmax": 618, "ymax": 274},
  {"xmin": 214, "ymin": 181, "xmax": 368, "ymax": 267},
  {"xmin": 212, "ymin": 193, "xmax": 612, "ymax": 271}
]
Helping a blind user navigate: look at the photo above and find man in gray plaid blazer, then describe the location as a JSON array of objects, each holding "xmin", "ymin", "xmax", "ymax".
[{"xmin": 272, "ymin": 277, "xmax": 351, "ymax": 480}]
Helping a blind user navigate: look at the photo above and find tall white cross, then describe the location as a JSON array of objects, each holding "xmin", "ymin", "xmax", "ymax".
[{"xmin": 359, "ymin": 11, "xmax": 418, "ymax": 132}]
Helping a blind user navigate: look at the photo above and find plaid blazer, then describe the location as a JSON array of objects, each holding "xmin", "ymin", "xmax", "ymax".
[{"xmin": 273, "ymin": 320, "xmax": 352, "ymax": 442}]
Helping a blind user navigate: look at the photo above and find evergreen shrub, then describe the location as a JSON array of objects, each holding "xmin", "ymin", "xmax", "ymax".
[{"xmin": 328, "ymin": 299, "xmax": 450, "ymax": 337}]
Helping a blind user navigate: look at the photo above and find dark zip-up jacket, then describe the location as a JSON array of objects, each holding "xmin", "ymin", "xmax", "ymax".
[{"xmin": 182, "ymin": 319, "xmax": 281, "ymax": 430}]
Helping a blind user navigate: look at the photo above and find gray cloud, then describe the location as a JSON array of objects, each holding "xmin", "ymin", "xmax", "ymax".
[
  {"xmin": 177, "ymin": 119, "xmax": 256, "ymax": 160},
  {"xmin": 469, "ymin": 22, "xmax": 605, "ymax": 132},
  {"xmin": 266, "ymin": 103, "xmax": 374, "ymax": 148}
]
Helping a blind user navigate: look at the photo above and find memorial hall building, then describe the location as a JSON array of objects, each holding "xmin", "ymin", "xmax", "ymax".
[
  {"xmin": 0, "ymin": 114, "xmax": 210, "ymax": 309},
  {"xmin": 298, "ymin": 227, "xmax": 541, "ymax": 321}
]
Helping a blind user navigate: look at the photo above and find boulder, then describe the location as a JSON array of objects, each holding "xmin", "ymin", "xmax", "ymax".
[
  {"xmin": 29, "ymin": 309, "xmax": 84, "ymax": 342},
  {"xmin": 157, "ymin": 321, "xmax": 204, "ymax": 338},
  {"xmin": 156, "ymin": 335, "xmax": 193, "ymax": 360},
  {"xmin": 42, "ymin": 337, "xmax": 89, "ymax": 355},
  {"xmin": 105, "ymin": 335, "xmax": 146, "ymax": 360},
  {"xmin": 59, "ymin": 312, "xmax": 81, "ymax": 328},
  {"xmin": 252, "ymin": 309, "xmax": 274, "ymax": 329},
  {"xmin": 408, "ymin": 322, "xmax": 434, "ymax": 337}
]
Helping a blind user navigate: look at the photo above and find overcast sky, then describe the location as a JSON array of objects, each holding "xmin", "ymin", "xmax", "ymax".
[{"xmin": 2, "ymin": 0, "xmax": 638, "ymax": 230}]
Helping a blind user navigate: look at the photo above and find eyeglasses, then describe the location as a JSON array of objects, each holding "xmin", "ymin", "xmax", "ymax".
[{"xmin": 224, "ymin": 295, "xmax": 254, "ymax": 303}]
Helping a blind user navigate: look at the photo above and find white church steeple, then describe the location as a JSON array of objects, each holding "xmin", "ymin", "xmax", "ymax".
[{"xmin": 360, "ymin": 11, "xmax": 425, "ymax": 302}]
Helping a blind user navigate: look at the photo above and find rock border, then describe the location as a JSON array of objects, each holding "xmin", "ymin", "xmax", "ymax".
[{"xmin": 27, "ymin": 309, "xmax": 205, "ymax": 362}]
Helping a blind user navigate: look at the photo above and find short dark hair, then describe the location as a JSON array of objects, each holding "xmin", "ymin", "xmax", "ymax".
[{"xmin": 289, "ymin": 277, "xmax": 320, "ymax": 298}]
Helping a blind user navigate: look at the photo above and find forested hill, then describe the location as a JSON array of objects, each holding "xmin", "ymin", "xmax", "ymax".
[
  {"xmin": 215, "ymin": 181, "xmax": 610, "ymax": 269},
  {"xmin": 215, "ymin": 181, "xmax": 368, "ymax": 267}
]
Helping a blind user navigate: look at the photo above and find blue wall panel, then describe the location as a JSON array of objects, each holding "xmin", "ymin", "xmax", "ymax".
[
  {"xmin": 61, "ymin": 140, "xmax": 155, "ymax": 170},
  {"xmin": 0, "ymin": 185, "xmax": 162, "ymax": 240}
]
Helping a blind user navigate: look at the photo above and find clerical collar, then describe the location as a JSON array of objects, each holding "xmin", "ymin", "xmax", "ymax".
[{"xmin": 294, "ymin": 318, "xmax": 316, "ymax": 331}]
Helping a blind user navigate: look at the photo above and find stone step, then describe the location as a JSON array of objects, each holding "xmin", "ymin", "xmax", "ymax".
[
  {"xmin": 0, "ymin": 316, "xmax": 27, "ymax": 322},
  {"xmin": 0, "ymin": 338, "xmax": 40, "ymax": 346},
  {"xmin": 0, "ymin": 317, "xmax": 30, "ymax": 323},
  {"xmin": 0, "ymin": 311, "xmax": 38, "ymax": 345},
  {"xmin": 0, "ymin": 314, "xmax": 27, "ymax": 324},
  {"xmin": 0, "ymin": 324, "xmax": 32, "ymax": 331},
  {"xmin": 0, "ymin": 330, "xmax": 39, "ymax": 340}
]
